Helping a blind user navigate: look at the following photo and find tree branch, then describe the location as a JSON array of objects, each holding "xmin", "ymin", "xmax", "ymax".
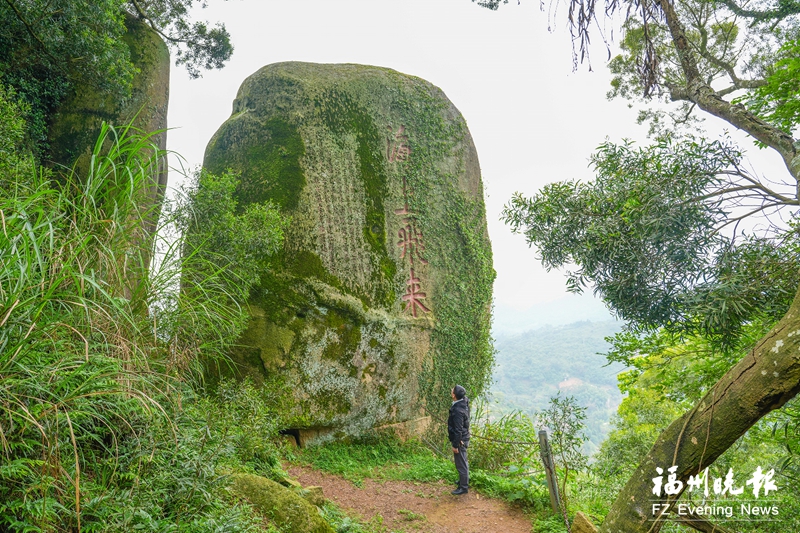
[
  {"xmin": 128, "ymin": 0, "xmax": 188, "ymax": 45},
  {"xmin": 690, "ymin": 183, "xmax": 769, "ymax": 203},
  {"xmin": 718, "ymin": 168, "xmax": 799, "ymax": 205},
  {"xmin": 656, "ymin": 0, "xmax": 800, "ymax": 184},
  {"xmin": 716, "ymin": 0, "xmax": 800, "ymax": 23},
  {"xmin": 717, "ymin": 78, "xmax": 768, "ymax": 97},
  {"xmin": 696, "ymin": 34, "xmax": 741, "ymax": 87},
  {"xmin": 715, "ymin": 201, "xmax": 783, "ymax": 231},
  {"xmin": 693, "ymin": 30, "xmax": 766, "ymax": 95},
  {"xmin": 599, "ymin": 311, "xmax": 800, "ymax": 533},
  {"xmin": 668, "ymin": 85, "xmax": 692, "ymax": 101},
  {"xmin": 2, "ymin": 0, "xmax": 62, "ymax": 67}
]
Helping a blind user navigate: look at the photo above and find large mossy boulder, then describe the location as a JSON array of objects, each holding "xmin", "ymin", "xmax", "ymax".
[
  {"xmin": 204, "ymin": 62, "xmax": 494, "ymax": 440},
  {"xmin": 231, "ymin": 474, "xmax": 334, "ymax": 533},
  {"xmin": 47, "ymin": 13, "xmax": 170, "ymax": 256}
]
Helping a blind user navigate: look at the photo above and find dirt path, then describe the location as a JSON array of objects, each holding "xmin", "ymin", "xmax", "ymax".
[{"xmin": 289, "ymin": 465, "xmax": 533, "ymax": 533}]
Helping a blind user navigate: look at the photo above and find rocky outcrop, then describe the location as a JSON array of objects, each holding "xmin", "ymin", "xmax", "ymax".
[
  {"xmin": 47, "ymin": 13, "xmax": 169, "ymax": 261},
  {"xmin": 204, "ymin": 62, "xmax": 494, "ymax": 442}
]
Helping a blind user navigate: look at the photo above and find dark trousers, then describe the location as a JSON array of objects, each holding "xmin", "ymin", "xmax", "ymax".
[{"xmin": 454, "ymin": 444, "xmax": 469, "ymax": 490}]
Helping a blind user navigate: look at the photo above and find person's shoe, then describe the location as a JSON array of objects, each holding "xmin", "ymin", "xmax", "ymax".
[{"xmin": 451, "ymin": 488, "xmax": 468, "ymax": 495}]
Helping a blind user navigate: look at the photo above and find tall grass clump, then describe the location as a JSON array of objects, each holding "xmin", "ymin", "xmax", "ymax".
[
  {"xmin": 469, "ymin": 405, "xmax": 540, "ymax": 473},
  {"xmin": 0, "ymin": 122, "xmax": 286, "ymax": 531}
]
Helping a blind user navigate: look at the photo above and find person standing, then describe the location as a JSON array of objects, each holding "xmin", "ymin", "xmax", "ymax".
[{"xmin": 447, "ymin": 385, "xmax": 470, "ymax": 495}]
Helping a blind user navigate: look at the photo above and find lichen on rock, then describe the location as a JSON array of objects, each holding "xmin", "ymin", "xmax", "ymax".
[{"xmin": 204, "ymin": 62, "xmax": 494, "ymax": 441}]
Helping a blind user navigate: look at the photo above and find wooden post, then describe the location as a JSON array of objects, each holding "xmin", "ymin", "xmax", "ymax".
[{"xmin": 539, "ymin": 429, "xmax": 562, "ymax": 515}]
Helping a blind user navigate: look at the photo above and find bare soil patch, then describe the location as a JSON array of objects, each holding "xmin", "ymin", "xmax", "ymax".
[{"xmin": 289, "ymin": 464, "xmax": 533, "ymax": 533}]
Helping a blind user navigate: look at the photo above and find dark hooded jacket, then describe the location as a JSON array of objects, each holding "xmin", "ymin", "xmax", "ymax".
[{"xmin": 447, "ymin": 398, "xmax": 470, "ymax": 448}]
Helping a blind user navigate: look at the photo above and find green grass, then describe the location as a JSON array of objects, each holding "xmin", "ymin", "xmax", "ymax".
[
  {"xmin": 297, "ymin": 433, "xmax": 552, "ymax": 511},
  {"xmin": 396, "ymin": 509, "xmax": 425, "ymax": 522},
  {"xmin": 299, "ymin": 434, "xmax": 453, "ymax": 486},
  {"xmin": 0, "ymin": 121, "xmax": 288, "ymax": 532}
]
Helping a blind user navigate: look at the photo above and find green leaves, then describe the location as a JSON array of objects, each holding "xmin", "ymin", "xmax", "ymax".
[
  {"xmin": 0, "ymin": 0, "xmax": 134, "ymax": 149},
  {"xmin": 503, "ymin": 134, "xmax": 800, "ymax": 346},
  {"xmin": 538, "ymin": 394, "xmax": 587, "ymax": 509},
  {"xmin": 736, "ymin": 39, "xmax": 800, "ymax": 135},
  {"xmin": 681, "ymin": 234, "xmax": 800, "ymax": 341},
  {"xmin": 0, "ymin": 0, "xmax": 233, "ymax": 154},
  {"xmin": 0, "ymin": 83, "xmax": 34, "ymax": 181},
  {"xmin": 0, "ymin": 0, "xmax": 134, "ymax": 90},
  {"xmin": 131, "ymin": 0, "xmax": 233, "ymax": 78},
  {"xmin": 503, "ymin": 136, "xmax": 735, "ymax": 331},
  {"xmin": 538, "ymin": 394, "xmax": 588, "ymax": 473},
  {"xmin": 469, "ymin": 408, "xmax": 540, "ymax": 473},
  {"xmin": 179, "ymin": 169, "xmax": 287, "ymax": 292}
]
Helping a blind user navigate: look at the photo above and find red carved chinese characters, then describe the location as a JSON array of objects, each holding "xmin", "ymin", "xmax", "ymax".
[
  {"xmin": 388, "ymin": 125, "xmax": 431, "ymax": 317},
  {"xmin": 402, "ymin": 269, "xmax": 431, "ymax": 317},
  {"xmin": 394, "ymin": 177, "xmax": 412, "ymax": 216},
  {"xmin": 397, "ymin": 221, "xmax": 428, "ymax": 265}
]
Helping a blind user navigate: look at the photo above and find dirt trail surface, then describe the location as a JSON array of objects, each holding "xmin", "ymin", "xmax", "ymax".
[{"xmin": 289, "ymin": 465, "xmax": 533, "ymax": 533}]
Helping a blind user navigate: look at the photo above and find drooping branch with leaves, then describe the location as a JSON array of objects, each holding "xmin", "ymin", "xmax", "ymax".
[{"xmin": 125, "ymin": 0, "xmax": 234, "ymax": 77}]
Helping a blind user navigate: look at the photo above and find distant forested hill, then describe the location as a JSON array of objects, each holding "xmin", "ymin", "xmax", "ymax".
[{"xmin": 489, "ymin": 320, "xmax": 624, "ymax": 452}]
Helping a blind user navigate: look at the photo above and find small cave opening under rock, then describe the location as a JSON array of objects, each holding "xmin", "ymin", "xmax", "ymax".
[
  {"xmin": 279, "ymin": 428, "xmax": 300, "ymax": 447},
  {"xmin": 279, "ymin": 427, "xmax": 335, "ymax": 448}
]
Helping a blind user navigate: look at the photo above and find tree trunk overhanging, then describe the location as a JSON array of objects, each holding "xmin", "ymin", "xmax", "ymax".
[{"xmin": 599, "ymin": 284, "xmax": 800, "ymax": 532}]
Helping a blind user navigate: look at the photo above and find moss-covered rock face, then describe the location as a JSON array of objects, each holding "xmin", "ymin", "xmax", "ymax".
[
  {"xmin": 47, "ymin": 13, "xmax": 170, "ymax": 245},
  {"xmin": 205, "ymin": 62, "xmax": 495, "ymax": 441},
  {"xmin": 231, "ymin": 474, "xmax": 334, "ymax": 533}
]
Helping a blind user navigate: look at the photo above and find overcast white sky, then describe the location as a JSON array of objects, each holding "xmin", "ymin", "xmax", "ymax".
[{"xmin": 165, "ymin": 0, "xmax": 788, "ymax": 316}]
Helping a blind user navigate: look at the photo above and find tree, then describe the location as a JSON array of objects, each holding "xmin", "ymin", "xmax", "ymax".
[
  {"xmin": 482, "ymin": 0, "xmax": 800, "ymax": 530},
  {"xmin": 593, "ymin": 327, "xmax": 800, "ymax": 532},
  {"xmin": 0, "ymin": 0, "xmax": 233, "ymax": 151}
]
